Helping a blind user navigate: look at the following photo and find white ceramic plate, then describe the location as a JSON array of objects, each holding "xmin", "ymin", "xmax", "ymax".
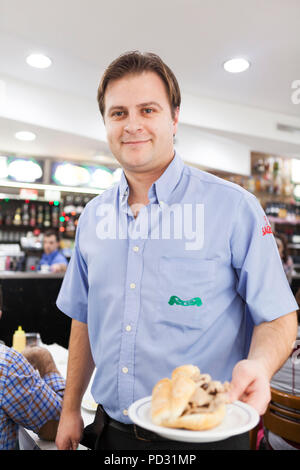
[{"xmin": 128, "ymin": 396, "xmax": 259, "ymax": 443}]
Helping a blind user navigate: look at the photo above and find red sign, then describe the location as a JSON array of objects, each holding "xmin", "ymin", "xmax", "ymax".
[{"xmin": 19, "ymin": 188, "xmax": 38, "ymax": 200}]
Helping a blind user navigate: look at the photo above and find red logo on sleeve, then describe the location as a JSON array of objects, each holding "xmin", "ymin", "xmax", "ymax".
[{"xmin": 262, "ymin": 216, "xmax": 272, "ymax": 236}]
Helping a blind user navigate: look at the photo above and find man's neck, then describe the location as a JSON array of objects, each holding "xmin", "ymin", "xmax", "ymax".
[{"xmin": 125, "ymin": 155, "xmax": 174, "ymax": 206}]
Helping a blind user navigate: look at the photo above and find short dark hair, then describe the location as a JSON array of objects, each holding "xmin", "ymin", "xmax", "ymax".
[
  {"xmin": 97, "ymin": 51, "xmax": 181, "ymax": 119},
  {"xmin": 44, "ymin": 229, "xmax": 60, "ymax": 242}
]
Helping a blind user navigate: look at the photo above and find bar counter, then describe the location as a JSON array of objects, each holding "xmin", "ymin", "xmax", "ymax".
[
  {"xmin": 0, "ymin": 271, "xmax": 64, "ymax": 279},
  {"xmin": 0, "ymin": 271, "xmax": 71, "ymax": 348}
]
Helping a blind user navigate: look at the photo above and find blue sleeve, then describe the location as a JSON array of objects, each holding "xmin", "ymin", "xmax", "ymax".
[
  {"xmin": 37, "ymin": 254, "xmax": 46, "ymax": 270},
  {"xmin": 231, "ymin": 193, "xmax": 298, "ymax": 325},
  {"xmin": 56, "ymin": 216, "xmax": 88, "ymax": 323},
  {"xmin": 52, "ymin": 252, "xmax": 68, "ymax": 266}
]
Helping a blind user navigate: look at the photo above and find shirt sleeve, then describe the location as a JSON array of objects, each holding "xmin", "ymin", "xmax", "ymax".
[
  {"xmin": 52, "ymin": 252, "xmax": 68, "ymax": 266},
  {"xmin": 2, "ymin": 350, "xmax": 65, "ymax": 434},
  {"xmin": 37, "ymin": 254, "xmax": 46, "ymax": 270},
  {"xmin": 43, "ymin": 372, "xmax": 66, "ymax": 398},
  {"xmin": 56, "ymin": 216, "xmax": 88, "ymax": 323},
  {"xmin": 231, "ymin": 192, "xmax": 298, "ymax": 325}
]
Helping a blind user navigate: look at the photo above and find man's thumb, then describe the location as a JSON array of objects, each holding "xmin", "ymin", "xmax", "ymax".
[{"xmin": 228, "ymin": 365, "xmax": 251, "ymax": 403}]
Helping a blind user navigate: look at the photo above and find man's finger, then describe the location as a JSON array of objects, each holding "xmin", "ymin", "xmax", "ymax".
[
  {"xmin": 72, "ymin": 440, "xmax": 78, "ymax": 450},
  {"xmin": 228, "ymin": 370, "xmax": 253, "ymax": 402}
]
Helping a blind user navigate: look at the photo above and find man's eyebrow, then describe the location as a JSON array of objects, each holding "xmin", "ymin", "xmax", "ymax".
[
  {"xmin": 137, "ymin": 101, "xmax": 163, "ymax": 110},
  {"xmin": 107, "ymin": 102, "xmax": 163, "ymax": 114},
  {"xmin": 107, "ymin": 105, "xmax": 126, "ymax": 114}
]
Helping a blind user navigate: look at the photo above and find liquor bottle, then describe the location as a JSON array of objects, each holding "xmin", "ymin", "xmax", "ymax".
[
  {"xmin": 37, "ymin": 205, "xmax": 44, "ymax": 227},
  {"xmin": 22, "ymin": 203, "xmax": 29, "ymax": 226},
  {"xmin": 13, "ymin": 207, "xmax": 22, "ymax": 226},
  {"xmin": 5, "ymin": 210, "xmax": 12, "ymax": 226},
  {"xmin": 51, "ymin": 206, "xmax": 59, "ymax": 227},
  {"xmin": 43, "ymin": 206, "xmax": 51, "ymax": 227},
  {"xmin": 278, "ymin": 203, "xmax": 287, "ymax": 219},
  {"xmin": 273, "ymin": 158, "xmax": 282, "ymax": 196},
  {"xmin": 29, "ymin": 204, "xmax": 36, "ymax": 227},
  {"xmin": 248, "ymin": 176, "xmax": 255, "ymax": 193}
]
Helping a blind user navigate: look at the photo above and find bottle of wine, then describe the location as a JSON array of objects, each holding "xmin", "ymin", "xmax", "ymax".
[
  {"xmin": 22, "ymin": 203, "xmax": 29, "ymax": 226},
  {"xmin": 43, "ymin": 205, "xmax": 51, "ymax": 227},
  {"xmin": 13, "ymin": 207, "xmax": 22, "ymax": 226},
  {"xmin": 29, "ymin": 204, "xmax": 36, "ymax": 227}
]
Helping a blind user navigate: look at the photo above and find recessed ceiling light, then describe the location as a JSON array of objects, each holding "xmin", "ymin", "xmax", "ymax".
[
  {"xmin": 15, "ymin": 131, "xmax": 36, "ymax": 141},
  {"xmin": 26, "ymin": 53, "xmax": 52, "ymax": 69},
  {"xmin": 223, "ymin": 58, "xmax": 250, "ymax": 73}
]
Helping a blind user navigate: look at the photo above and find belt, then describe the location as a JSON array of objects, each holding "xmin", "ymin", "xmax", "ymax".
[
  {"xmin": 107, "ymin": 415, "xmax": 166, "ymax": 442},
  {"xmin": 81, "ymin": 404, "xmax": 167, "ymax": 449}
]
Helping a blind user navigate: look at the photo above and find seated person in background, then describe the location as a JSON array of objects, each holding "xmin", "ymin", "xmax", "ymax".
[
  {"xmin": 38, "ymin": 229, "xmax": 68, "ymax": 273},
  {"xmin": 0, "ymin": 345, "xmax": 65, "ymax": 450},
  {"xmin": 274, "ymin": 232, "xmax": 294, "ymax": 285},
  {"xmin": 261, "ymin": 290, "xmax": 300, "ymax": 450}
]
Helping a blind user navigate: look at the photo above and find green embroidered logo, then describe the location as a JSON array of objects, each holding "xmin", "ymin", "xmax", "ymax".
[{"xmin": 168, "ymin": 296, "xmax": 202, "ymax": 307}]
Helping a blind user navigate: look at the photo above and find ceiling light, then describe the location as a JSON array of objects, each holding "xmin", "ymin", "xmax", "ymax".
[
  {"xmin": 26, "ymin": 53, "xmax": 52, "ymax": 69},
  {"xmin": 223, "ymin": 58, "xmax": 250, "ymax": 73},
  {"xmin": 15, "ymin": 131, "xmax": 36, "ymax": 141}
]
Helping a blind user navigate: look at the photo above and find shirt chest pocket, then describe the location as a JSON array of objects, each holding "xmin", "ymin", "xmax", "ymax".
[{"xmin": 157, "ymin": 257, "xmax": 216, "ymax": 329}]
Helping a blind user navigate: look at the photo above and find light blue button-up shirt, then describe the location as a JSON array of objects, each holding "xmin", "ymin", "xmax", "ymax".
[
  {"xmin": 38, "ymin": 249, "xmax": 68, "ymax": 269},
  {"xmin": 57, "ymin": 152, "xmax": 298, "ymax": 423}
]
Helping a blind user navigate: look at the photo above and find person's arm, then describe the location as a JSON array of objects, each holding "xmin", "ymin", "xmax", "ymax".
[
  {"xmin": 229, "ymin": 311, "xmax": 298, "ymax": 414},
  {"xmin": 21, "ymin": 347, "xmax": 65, "ymax": 440},
  {"xmin": 22, "ymin": 346, "xmax": 61, "ymax": 377},
  {"xmin": 55, "ymin": 319, "xmax": 95, "ymax": 450},
  {"xmin": 51, "ymin": 263, "xmax": 67, "ymax": 273},
  {"xmin": 3, "ymin": 347, "xmax": 65, "ymax": 442}
]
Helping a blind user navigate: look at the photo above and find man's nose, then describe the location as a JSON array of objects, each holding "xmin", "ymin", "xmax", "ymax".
[{"xmin": 123, "ymin": 113, "xmax": 143, "ymax": 134}]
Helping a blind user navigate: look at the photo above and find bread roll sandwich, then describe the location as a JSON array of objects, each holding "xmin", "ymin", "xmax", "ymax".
[{"xmin": 151, "ymin": 365, "xmax": 230, "ymax": 431}]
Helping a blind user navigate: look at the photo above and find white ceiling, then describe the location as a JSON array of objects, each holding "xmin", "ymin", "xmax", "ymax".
[{"xmin": 0, "ymin": 0, "xmax": 300, "ymax": 164}]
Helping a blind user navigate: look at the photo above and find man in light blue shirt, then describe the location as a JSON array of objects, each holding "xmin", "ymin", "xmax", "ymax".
[
  {"xmin": 38, "ymin": 230, "xmax": 68, "ymax": 273},
  {"xmin": 55, "ymin": 51, "xmax": 298, "ymax": 450}
]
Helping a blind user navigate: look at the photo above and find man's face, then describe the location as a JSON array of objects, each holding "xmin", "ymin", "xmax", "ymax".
[
  {"xmin": 43, "ymin": 235, "xmax": 58, "ymax": 255},
  {"xmin": 104, "ymin": 71, "xmax": 179, "ymax": 173}
]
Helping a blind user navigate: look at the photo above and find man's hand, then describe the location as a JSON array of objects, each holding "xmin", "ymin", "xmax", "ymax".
[
  {"xmin": 55, "ymin": 411, "xmax": 84, "ymax": 450},
  {"xmin": 22, "ymin": 346, "xmax": 59, "ymax": 378},
  {"xmin": 51, "ymin": 263, "xmax": 67, "ymax": 273},
  {"xmin": 228, "ymin": 359, "xmax": 271, "ymax": 415}
]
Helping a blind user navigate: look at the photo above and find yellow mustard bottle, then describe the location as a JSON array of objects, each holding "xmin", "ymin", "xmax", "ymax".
[{"xmin": 12, "ymin": 326, "xmax": 26, "ymax": 352}]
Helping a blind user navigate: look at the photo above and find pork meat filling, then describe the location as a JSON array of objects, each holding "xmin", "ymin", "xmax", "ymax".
[{"xmin": 181, "ymin": 374, "xmax": 230, "ymax": 415}]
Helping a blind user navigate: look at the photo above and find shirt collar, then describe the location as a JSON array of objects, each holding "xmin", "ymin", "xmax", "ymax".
[
  {"xmin": 154, "ymin": 151, "xmax": 184, "ymax": 204},
  {"xmin": 118, "ymin": 151, "xmax": 184, "ymax": 204},
  {"xmin": 44, "ymin": 249, "xmax": 59, "ymax": 260},
  {"xmin": 119, "ymin": 170, "xmax": 129, "ymax": 200}
]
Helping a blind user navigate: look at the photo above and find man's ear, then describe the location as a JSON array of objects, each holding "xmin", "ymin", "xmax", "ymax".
[{"xmin": 172, "ymin": 106, "xmax": 180, "ymax": 136}]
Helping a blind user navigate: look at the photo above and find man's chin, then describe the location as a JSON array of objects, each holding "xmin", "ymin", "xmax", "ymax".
[{"xmin": 121, "ymin": 154, "xmax": 154, "ymax": 171}]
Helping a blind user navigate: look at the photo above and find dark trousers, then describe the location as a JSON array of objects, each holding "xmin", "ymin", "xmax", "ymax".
[
  {"xmin": 81, "ymin": 405, "xmax": 250, "ymax": 451},
  {"xmin": 97, "ymin": 424, "xmax": 250, "ymax": 450}
]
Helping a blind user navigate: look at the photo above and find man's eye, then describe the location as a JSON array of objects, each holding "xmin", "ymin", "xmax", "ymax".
[
  {"xmin": 143, "ymin": 108, "xmax": 153, "ymax": 114},
  {"xmin": 112, "ymin": 111, "xmax": 124, "ymax": 117}
]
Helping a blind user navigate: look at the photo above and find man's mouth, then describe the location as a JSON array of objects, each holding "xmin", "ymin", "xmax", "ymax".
[{"xmin": 122, "ymin": 139, "xmax": 151, "ymax": 145}]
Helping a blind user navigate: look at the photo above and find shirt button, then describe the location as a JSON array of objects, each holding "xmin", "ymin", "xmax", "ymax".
[
  {"xmin": 130, "ymin": 283, "xmax": 136, "ymax": 289},
  {"xmin": 125, "ymin": 325, "xmax": 132, "ymax": 332},
  {"xmin": 133, "ymin": 246, "xmax": 139, "ymax": 252},
  {"xmin": 122, "ymin": 367, "xmax": 128, "ymax": 374},
  {"xmin": 123, "ymin": 409, "xmax": 128, "ymax": 416}
]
